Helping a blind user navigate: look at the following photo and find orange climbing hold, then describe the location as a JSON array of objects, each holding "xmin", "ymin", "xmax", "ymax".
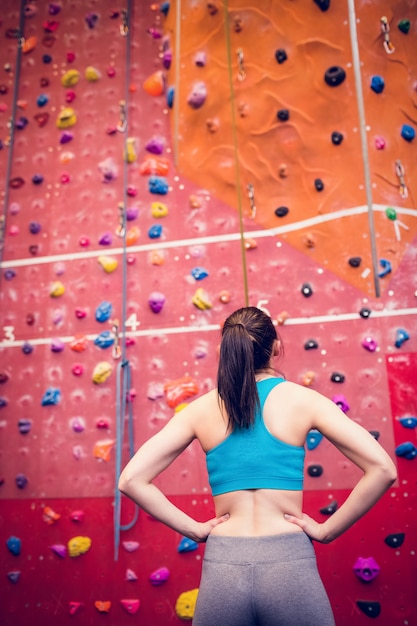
[
  {"xmin": 22, "ymin": 36, "xmax": 37, "ymax": 53},
  {"xmin": 143, "ymin": 70, "xmax": 165, "ymax": 96},
  {"xmin": 95, "ymin": 601, "xmax": 111, "ymax": 613},
  {"xmin": 149, "ymin": 249, "xmax": 165, "ymax": 265},
  {"xmin": 139, "ymin": 156, "xmax": 170, "ymax": 176},
  {"xmin": 164, "ymin": 376, "xmax": 199, "ymax": 408},
  {"xmin": 126, "ymin": 225, "xmax": 140, "ymax": 246},
  {"xmin": 42, "ymin": 506, "xmax": 61, "ymax": 525},
  {"xmin": 70, "ymin": 335, "xmax": 88, "ymax": 352},
  {"xmin": 94, "ymin": 439, "xmax": 115, "ymax": 462}
]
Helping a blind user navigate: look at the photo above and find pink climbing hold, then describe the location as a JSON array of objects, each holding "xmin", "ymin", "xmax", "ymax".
[
  {"xmin": 374, "ymin": 136, "xmax": 386, "ymax": 150},
  {"xmin": 150, "ymin": 566, "xmax": 170, "ymax": 586},
  {"xmin": 68, "ymin": 602, "xmax": 83, "ymax": 615},
  {"xmin": 122, "ymin": 540, "xmax": 139, "ymax": 552},
  {"xmin": 70, "ymin": 510, "xmax": 85, "ymax": 522},
  {"xmin": 51, "ymin": 544, "xmax": 67, "ymax": 558},
  {"xmin": 125, "ymin": 568, "xmax": 138, "ymax": 581},
  {"xmin": 120, "ymin": 599, "xmax": 140, "ymax": 614}
]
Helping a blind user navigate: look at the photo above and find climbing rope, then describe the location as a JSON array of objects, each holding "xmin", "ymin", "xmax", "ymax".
[
  {"xmin": 173, "ymin": 0, "xmax": 181, "ymax": 168},
  {"xmin": 0, "ymin": 0, "xmax": 26, "ymax": 294},
  {"xmin": 113, "ymin": 0, "xmax": 138, "ymax": 561},
  {"xmin": 223, "ymin": 0, "xmax": 250, "ymax": 307},
  {"xmin": 347, "ymin": 0, "xmax": 380, "ymax": 298}
]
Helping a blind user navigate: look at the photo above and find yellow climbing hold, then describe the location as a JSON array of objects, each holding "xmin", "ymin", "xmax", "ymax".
[
  {"xmin": 192, "ymin": 288, "xmax": 212, "ymax": 310},
  {"xmin": 151, "ymin": 201, "xmax": 168, "ymax": 218},
  {"xmin": 92, "ymin": 361, "xmax": 112, "ymax": 384},
  {"xmin": 50, "ymin": 281, "xmax": 65, "ymax": 297},
  {"xmin": 85, "ymin": 66, "xmax": 101, "ymax": 82},
  {"xmin": 174, "ymin": 402, "xmax": 189, "ymax": 413},
  {"xmin": 175, "ymin": 589, "xmax": 199, "ymax": 620},
  {"xmin": 98, "ymin": 256, "xmax": 118, "ymax": 273},
  {"xmin": 68, "ymin": 536, "xmax": 92, "ymax": 557},
  {"xmin": 61, "ymin": 69, "xmax": 80, "ymax": 87},
  {"xmin": 124, "ymin": 137, "xmax": 137, "ymax": 163},
  {"xmin": 56, "ymin": 107, "xmax": 77, "ymax": 129}
]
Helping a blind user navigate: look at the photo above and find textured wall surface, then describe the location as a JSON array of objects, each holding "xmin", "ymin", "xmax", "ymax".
[{"xmin": 0, "ymin": 1, "xmax": 416, "ymax": 625}]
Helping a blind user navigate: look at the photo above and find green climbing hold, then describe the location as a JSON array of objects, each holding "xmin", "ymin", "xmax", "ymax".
[
  {"xmin": 398, "ymin": 19, "xmax": 410, "ymax": 34},
  {"xmin": 385, "ymin": 207, "xmax": 397, "ymax": 220}
]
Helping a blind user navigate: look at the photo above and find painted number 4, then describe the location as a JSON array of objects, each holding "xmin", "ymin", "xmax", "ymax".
[{"xmin": 125, "ymin": 313, "xmax": 140, "ymax": 332}]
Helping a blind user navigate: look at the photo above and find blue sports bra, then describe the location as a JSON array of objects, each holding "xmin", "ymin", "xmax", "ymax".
[{"xmin": 206, "ymin": 377, "xmax": 305, "ymax": 496}]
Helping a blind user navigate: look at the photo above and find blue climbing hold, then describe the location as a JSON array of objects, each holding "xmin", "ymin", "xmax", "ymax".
[
  {"xmin": 166, "ymin": 86, "xmax": 174, "ymax": 108},
  {"xmin": 41, "ymin": 387, "xmax": 61, "ymax": 406},
  {"xmin": 401, "ymin": 124, "xmax": 415, "ymax": 142},
  {"xmin": 178, "ymin": 537, "xmax": 198, "ymax": 553},
  {"xmin": 95, "ymin": 301, "xmax": 112, "ymax": 323},
  {"xmin": 399, "ymin": 416, "xmax": 417, "ymax": 429},
  {"xmin": 395, "ymin": 328, "xmax": 410, "ymax": 348},
  {"xmin": 378, "ymin": 258, "xmax": 391, "ymax": 278},
  {"xmin": 148, "ymin": 176, "xmax": 169, "ymax": 195},
  {"xmin": 191, "ymin": 267, "xmax": 209, "ymax": 280},
  {"xmin": 370, "ymin": 75, "xmax": 384, "ymax": 93},
  {"xmin": 37, "ymin": 94, "xmax": 49, "ymax": 107},
  {"xmin": 148, "ymin": 224, "xmax": 163, "ymax": 239},
  {"xmin": 395, "ymin": 441, "xmax": 417, "ymax": 459},
  {"xmin": 306, "ymin": 430, "xmax": 323, "ymax": 450},
  {"xmin": 7, "ymin": 536, "xmax": 21, "ymax": 556},
  {"xmin": 94, "ymin": 331, "xmax": 115, "ymax": 349}
]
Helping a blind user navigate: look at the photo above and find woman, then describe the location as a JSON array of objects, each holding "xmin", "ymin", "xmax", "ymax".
[{"xmin": 119, "ymin": 306, "xmax": 397, "ymax": 625}]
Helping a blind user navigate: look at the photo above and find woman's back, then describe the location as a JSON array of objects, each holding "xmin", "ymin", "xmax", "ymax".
[{"xmin": 193, "ymin": 378, "xmax": 312, "ymax": 537}]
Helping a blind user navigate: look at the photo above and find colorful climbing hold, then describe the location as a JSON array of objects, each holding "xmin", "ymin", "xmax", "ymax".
[
  {"xmin": 68, "ymin": 536, "xmax": 92, "ymax": 557},
  {"xmin": 395, "ymin": 441, "xmax": 417, "ymax": 459},
  {"xmin": 143, "ymin": 70, "xmax": 165, "ymax": 96},
  {"xmin": 93, "ymin": 439, "xmax": 115, "ymax": 462},
  {"xmin": 43, "ymin": 506, "xmax": 61, "ymax": 524},
  {"xmin": 306, "ymin": 430, "xmax": 323, "ymax": 450},
  {"xmin": 319, "ymin": 500, "xmax": 338, "ymax": 515},
  {"xmin": 149, "ymin": 176, "xmax": 169, "ymax": 195},
  {"xmin": 164, "ymin": 376, "xmax": 199, "ymax": 408},
  {"xmin": 307, "ymin": 464, "xmax": 323, "ymax": 477},
  {"xmin": 175, "ymin": 589, "xmax": 199, "ymax": 620},
  {"xmin": 98, "ymin": 256, "xmax": 118, "ymax": 273},
  {"xmin": 324, "ymin": 66, "xmax": 346, "ymax": 87},
  {"xmin": 68, "ymin": 602, "xmax": 83, "ymax": 615},
  {"xmin": 178, "ymin": 537, "xmax": 199, "ymax": 552},
  {"xmin": 394, "ymin": 328, "xmax": 409, "ymax": 348},
  {"xmin": 50, "ymin": 544, "xmax": 67, "ymax": 558},
  {"xmin": 357, "ymin": 601, "xmax": 381, "ymax": 618},
  {"xmin": 94, "ymin": 601, "xmax": 111, "ymax": 613},
  {"xmin": 332, "ymin": 394, "xmax": 349, "ymax": 412},
  {"xmin": 7, "ymin": 536, "xmax": 21, "ymax": 556},
  {"xmin": 353, "ymin": 556, "xmax": 380, "ymax": 582},
  {"xmin": 41, "ymin": 387, "xmax": 61, "ymax": 406},
  {"xmin": 151, "ymin": 201, "xmax": 168, "ymax": 218},
  {"xmin": 95, "ymin": 301, "xmax": 112, "ymax": 323},
  {"xmin": 384, "ymin": 533, "xmax": 405, "ymax": 548},
  {"xmin": 187, "ymin": 81, "xmax": 207, "ymax": 108},
  {"xmin": 120, "ymin": 599, "xmax": 140, "ymax": 614},
  {"xmin": 94, "ymin": 331, "xmax": 115, "ymax": 349},
  {"xmin": 150, "ymin": 567, "xmax": 170, "ymax": 585},
  {"xmin": 192, "ymin": 287, "xmax": 212, "ymax": 310},
  {"xmin": 398, "ymin": 19, "xmax": 411, "ymax": 34},
  {"xmin": 370, "ymin": 75, "xmax": 384, "ymax": 93},
  {"xmin": 148, "ymin": 291, "xmax": 166, "ymax": 313},
  {"xmin": 362, "ymin": 336, "xmax": 378, "ymax": 352},
  {"xmin": 401, "ymin": 124, "xmax": 415, "ymax": 142},
  {"xmin": 399, "ymin": 416, "xmax": 417, "ymax": 429},
  {"xmin": 92, "ymin": 362, "xmax": 112, "ymax": 384}
]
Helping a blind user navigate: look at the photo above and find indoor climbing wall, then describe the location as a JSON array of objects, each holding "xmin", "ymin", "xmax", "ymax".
[{"xmin": 0, "ymin": 1, "xmax": 416, "ymax": 625}]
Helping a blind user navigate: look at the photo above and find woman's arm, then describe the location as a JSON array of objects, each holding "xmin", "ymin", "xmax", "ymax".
[
  {"xmin": 285, "ymin": 387, "xmax": 397, "ymax": 543},
  {"xmin": 118, "ymin": 406, "xmax": 229, "ymax": 542}
]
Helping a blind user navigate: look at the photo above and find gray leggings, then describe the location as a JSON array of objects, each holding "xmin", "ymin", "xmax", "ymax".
[{"xmin": 193, "ymin": 532, "xmax": 335, "ymax": 626}]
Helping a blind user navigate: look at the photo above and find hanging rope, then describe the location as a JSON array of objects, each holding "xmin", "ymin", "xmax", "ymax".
[
  {"xmin": 223, "ymin": 0, "xmax": 250, "ymax": 307},
  {"xmin": 113, "ymin": 0, "xmax": 138, "ymax": 561},
  {"xmin": 0, "ymin": 0, "xmax": 26, "ymax": 292},
  {"xmin": 173, "ymin": 0, "xmax": 181, "ymax": 168},
  {"xmin": 347, "ymin": 0, "xmax": 380, "ymax": 298}
]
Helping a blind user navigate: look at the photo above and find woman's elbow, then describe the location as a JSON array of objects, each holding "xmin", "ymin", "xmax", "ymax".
[
  {"xmin": 118, "ymin": 470, "xmax": 134, "ymax": 495},
  {"xmin": 381, "ymin": 457, "xmax": 397, "ymax": 487}
]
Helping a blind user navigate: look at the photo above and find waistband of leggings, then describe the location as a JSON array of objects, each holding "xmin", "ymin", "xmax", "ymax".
[{"xmin": 203, "ymin": 531, "xmax": 314, "ymax": 563}]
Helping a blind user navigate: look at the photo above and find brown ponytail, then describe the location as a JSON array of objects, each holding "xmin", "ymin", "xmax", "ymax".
[{"xmin": 217, "ymin": 307, "xmax": 281, "ymax": 429}]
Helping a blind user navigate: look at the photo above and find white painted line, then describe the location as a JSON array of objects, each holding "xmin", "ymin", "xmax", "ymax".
[
  {"xmin": 1, "ymin": 204, "xmax": 416, "ymax": 270},
  {"xmin": 1, "ymin": 308, "xmax": 416, "ymax": 349}
]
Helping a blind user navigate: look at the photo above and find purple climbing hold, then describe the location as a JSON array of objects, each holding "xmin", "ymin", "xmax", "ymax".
[
  {"xmin": 60, "ymin": 131, "xmax": 73, "ymax": 144},
  {"xmin": 145, "ymin": 135, "xmax": 165, "ymax": 154},
  {"xmin": 71, "ymin": 417, "xmax": 85, "ymax": 433},
  {"xmin": 7, "ymin": 571, "xmax": 21, "ymax": 584},
  {"xmin": 362, "ymin": 336, "xmax": 377, "ymax": 352},
  {"xmin": 187, "ymin": 81, "xmax": 207, "ymax": 109},
  {"xmin": 51, "ymin": 338, "xmax": 65, "ymax": 352},
  {"xmin": 7, "ymin": 536, "xmax": 21, "ymax": 556},
  {"xmin": 18, "ymin": 418, "xmax": 32, "ymax": 434},
  {"xmin": 85, "ymin": 12, "xmax": 99, "ymax": 28},
  {"xmin": 15, "ymin": 474, "xmax": 28, "ymax": 489},
  {"xmin": 148, "ymin": 292, "xmax": 165, "ymax": 313},
  {"xmin": 22, "ymin": 342, "xmax": 34, "ymax": 355},
  {"xmin": 353, "ymin": 556, "xmax": 380, "ymax": 582},
  {"xmin": 51, "ymin": 544, "xmax": 67, "ymax": 558},
  {"xmin": 98, "ymin": 232, "xmax": 113, "ymax": 246},
  {"xmin": 4, "ymin": 269, "xmax": 16, "ymax": 280},
  {"xmin": 15, "ymin": 116, "xmax": 29, "ymax": 130},
  {"xmin": 49, "ymin": 3, "xmax": 61, "ymax": 15},
  {"xmin": 0, "ymin": 397, "xmax": 8, "ymax": 408},
  {"xmin": 162, "ymin": 49, "xmax": 172, "ymax": 69},
  {"xmin": 32, "ymin": 174, "xmax": 44, "ymax": 185},
  {"xmin": 126, "ymin": 206, "xmax": 139, "ymax": 220},
  {"xmin": 149, "ymin": 567, "xmax": 170, "ymax": 586},
  {"xmin": 29, "ymin": 221, "xmax": 41, "ymax": 234},
  {"xmin": 332, "ymin": 394, "xmax": 349, "ymax": 412}
]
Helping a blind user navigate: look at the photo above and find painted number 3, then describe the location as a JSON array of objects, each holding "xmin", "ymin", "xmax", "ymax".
[{"xmin": 2, "ymin": 326, "xmax": 15, "ymax": 343}]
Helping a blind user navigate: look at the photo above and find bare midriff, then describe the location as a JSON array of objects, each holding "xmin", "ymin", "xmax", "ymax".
[{"xmin": 210, "ymin": 488, "xmax": 304, "ymax": 537}]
